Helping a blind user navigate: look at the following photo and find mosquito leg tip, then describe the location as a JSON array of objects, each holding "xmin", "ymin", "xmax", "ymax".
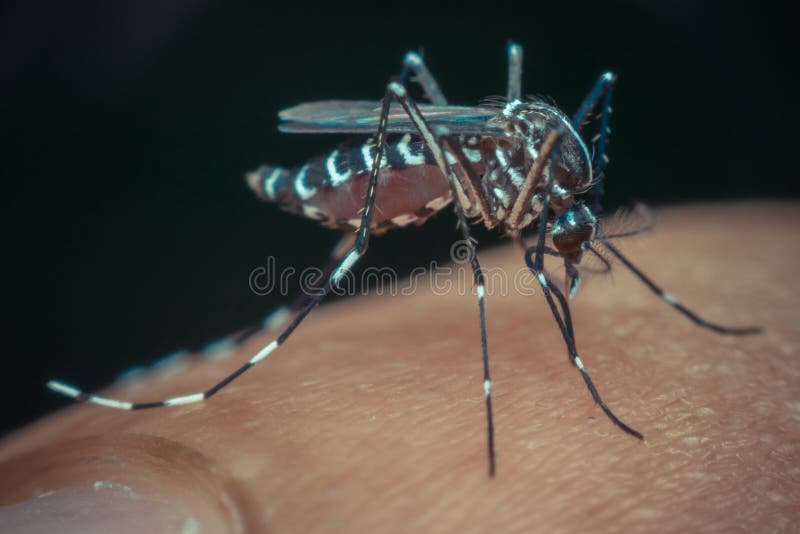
[
  {"xmin": 618, "ymin": 421, "xmax": 644, "ymax": 440},
  {"xmin": 403, "ymin": 51, "xmax": 422, "ymax": 66},
  {"xmin": 738, "ymin": 326, "xmax": 764, "ymax": 336},
  {"xmin": 388, "ymin": 81, "xmax": 406, "ymax": 96}
]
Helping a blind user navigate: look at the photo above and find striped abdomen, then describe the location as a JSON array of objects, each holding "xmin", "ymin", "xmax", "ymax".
[{"xmin": 247, "ymin": 134, "xmax": 486, "ymax": 233}]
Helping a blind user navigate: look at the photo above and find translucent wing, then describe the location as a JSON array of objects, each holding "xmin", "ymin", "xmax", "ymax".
[{"xmin": 278, "ymin": 100, "xmax": 504, "ymax": 135}]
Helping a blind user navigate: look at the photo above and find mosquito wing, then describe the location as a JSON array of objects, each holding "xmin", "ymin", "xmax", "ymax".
[{"xmin": 278, "ymin": 100, "xmax": 504, "ymax": 136}]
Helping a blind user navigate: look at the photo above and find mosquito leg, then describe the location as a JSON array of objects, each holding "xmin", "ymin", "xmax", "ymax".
[
  {"xmin": 386, "ymin": 81, "xmax": 497, "ymax": 476},
  {"xmin": 47, "ymin": 84, "xmax": 398, "ymax": 410},
  {"xmin": 230, "ymin": 233, "xmax": 357, "ymax": 347},
  {"xmin": 572, "ymin": 71, "xmax": 616, "ymax": 214},
  {"xmin": 564, "ymin": 261, "xmax": 582, "ymax": 300},
  {"xmin": 601, "ymin": 240, "xmax": 762, "ymax": 335},
  {"xmin": 523, "ymin": 248, "xmax": 643, "ymax": 439},
  {"xmin": 522, "ymin": 132, "xmax": 643, "ymax": 440},
  {"xmin": 590, "ymin": 85, "xmax": 613, "ymax": 214},
  {"xmin": 506, "ymin": 42, "xmax": 523, "ymax": 102},
  {"xmin": 517, "ymin": 236, "xmax": 578, "ymax": 351},
  {"xmin": 398, "ymin": 51, "xmax": 448, "ymax": 105}
]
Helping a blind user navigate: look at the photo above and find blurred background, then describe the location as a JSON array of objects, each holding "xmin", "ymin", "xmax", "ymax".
[{"xmin": 2, "ymin": 1, "xmax": 796, "ymax": 435}]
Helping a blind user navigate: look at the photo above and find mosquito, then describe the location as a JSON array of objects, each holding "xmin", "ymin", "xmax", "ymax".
[{"xmin": 48, "ymin": 43, "xmax": 760, "ymax": 477}]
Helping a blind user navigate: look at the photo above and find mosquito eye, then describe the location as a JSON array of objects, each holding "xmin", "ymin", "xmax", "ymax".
[{"xmin": 552, "ymin": 206, "xmax": 595, "ymax": 254}]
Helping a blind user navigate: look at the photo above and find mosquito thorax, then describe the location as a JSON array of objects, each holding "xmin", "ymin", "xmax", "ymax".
[
  {"xmin": 498, "ymin": 100, "xmax": 593, "ymax": 196},
  {"xmin": 551, "ymin": 204, "xmax": 596, "ymax": 258}
]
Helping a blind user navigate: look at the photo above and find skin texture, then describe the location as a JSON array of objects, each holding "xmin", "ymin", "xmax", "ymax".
[{"xmin": 0, "ymin": 202, "xmax": 798, "ymax": 533}]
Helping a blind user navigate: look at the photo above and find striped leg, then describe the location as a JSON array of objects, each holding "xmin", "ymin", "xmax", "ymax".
[
  {"xmin": 401, "ymin": 41, "xmax": 523, "ymax": 106},
  {"xmin": 47, "ymin": 85, "xmax": 397, "ymax": 411},
  {"xmin": 385, "ymin": 82, "xmax": 497, "ymax": 476},
  {"xmin": 600, "ymin": 240, "xmax": 762, "ymax": 335},
  {"xmin": 398, "ymin": 51, "xmax": 448, "ymax": 105},
  {"xmin": 523, "ymin": 130, "xmax": 643, "ymax": 441},
  {"xmin": 233, "ymin": 233, "xmax": 357, "ymax": 343},
  {"xmin": 572, "ymin": 71, "xmax": 616, "ymax": 214}
]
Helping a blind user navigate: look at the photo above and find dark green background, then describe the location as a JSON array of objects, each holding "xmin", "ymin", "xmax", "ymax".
[{"xmin": 3, "ymin": 1, "xmax": 796, "ymax": 434}]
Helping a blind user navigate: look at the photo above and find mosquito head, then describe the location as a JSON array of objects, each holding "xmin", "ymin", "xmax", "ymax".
[{"xmin": 551, "ymin": 204, "xmax": 597, "ymax": 258}]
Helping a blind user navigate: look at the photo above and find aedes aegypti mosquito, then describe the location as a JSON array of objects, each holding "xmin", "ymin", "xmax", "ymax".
[{"xmin": 48, "ymin": 44, "xmax": 760, "ymax": 477}]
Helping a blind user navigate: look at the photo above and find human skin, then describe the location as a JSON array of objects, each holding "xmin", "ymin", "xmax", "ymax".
[{"xmin": 0, "ymin": 202, "xmax": 798, "ymax": 533}]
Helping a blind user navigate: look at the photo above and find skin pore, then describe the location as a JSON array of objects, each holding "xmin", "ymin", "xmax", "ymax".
[{"xmin": 0, "ymin": 202, "xmax": 798, "ymax": 533}]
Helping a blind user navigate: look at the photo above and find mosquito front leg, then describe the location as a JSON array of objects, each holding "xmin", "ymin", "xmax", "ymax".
[
  {"xmin": 600, "ymin": 240, "xmax": 762, "ymax": 335},
  {"xmin": 523, "ymin": 130, "xmax": 643, "ymax": 440},
  {"xmin": 47, "ymin": 85, "xmax": 398, "ymax": 411},
  {"xmin": 571, "ymin": 71, "xmax": 617, "ymax": 214}
]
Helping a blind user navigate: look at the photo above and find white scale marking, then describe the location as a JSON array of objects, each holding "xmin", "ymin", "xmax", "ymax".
[
  {"xmin": 525, "ymin": 139, "xmax": 539, "ymax": 161},
  {"xmin": 389, "ymin": 82, "xmax": 406, "ymax": 96},
  {"xmin": 493, "ymin": 187, "xmax": 510, "ymax": 208},
  {"xmin": 502, "ymin": 100, "xmax": 523, "ymax": 118},
  {"xmin": 293, "ymin": 164, "xmax": 316, "ymax": 200},
  {"xmin": 164, "ymin": 393, "xmax": 204, "ymax": 406},
  {"xmin": 249, "ymin": 340, "xmax": 279, "ymax": 365},
  {"xmin": 425, "ymin": 195, "xmax": 451, "ymax": 211},
  {"xmin": 494, "ymin": 146, "xmax": 525, "ymax": 188},
  {"xmin": 361, "ymin": 141, "xmax": 388, "ymax": 173},
  {"xmin": 484, "ymin": 379, "xmax": 492, "ymax": 398},
  {"xmin": 574, "ymin": 356, "xmax": 585, "ymax": 370},
  {"xmin": 333, "ymin": 250, "xmax": 360, "ymax": 283},
  {"xmin": 569, "ymin": 275, "xmax": 582, "ymax": 300},
  {"xmin": 302, "ymin": 205, "xmax": 326, "ymax": 220},
  {"xmin": 551, "ymin": 182, "xmax": 569, "ymax": 196},
  {"xmin": 462, "ymin": 147, "xmax": 482, "ymax": 163},
  {"xmin": 47, "ymin": 380, "xmax": 81, "ymax": 398},
  {"xmin": 397, "ymin": 133, "xmax": 425, "ymax": 165},
  {"xmin": 404, "ymin": 52, "xmax": 422, "ymax": 67},
  {"xmin": 326, "ymin": 150, "xmax": 352, "ymax": 187},
  {"xmin": 537, "ymin": 273, "xmax": 548, "ymax": 288},
  {"xmin": 662, "ymin": 292, "xmax": 679, "ymax": 306},
  {"xmin": 89, "ymin": 396, "xmax": 133, "ymax": 410},
  {"xmin": 265, "ymin": 168, "xmax": 283, "ymax": 198},
  {"xmin": 391, "ymin": 213, "xmax": 418, "ymax": 226},
  {"xmin": 477, "ymin": 284, "xmax": 485, "ymax": 299},
  {"xmin": 262, "ymin": 306, "xmax": 291, "ymax": 331}
]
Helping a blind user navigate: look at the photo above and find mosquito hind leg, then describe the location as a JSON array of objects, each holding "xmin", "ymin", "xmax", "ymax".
[
  {"xmin": 47, "ymin": 84, "xmax": 399, "ymax": 411},
  {"xmin": 398, "ymin": 51, "xmax": 448, "ymax": 105}
]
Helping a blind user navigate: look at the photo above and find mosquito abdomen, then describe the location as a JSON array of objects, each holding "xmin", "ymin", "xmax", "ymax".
[{"xmin": 246, "ymin": 134, "xmax": 463, "ymax": 232}]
